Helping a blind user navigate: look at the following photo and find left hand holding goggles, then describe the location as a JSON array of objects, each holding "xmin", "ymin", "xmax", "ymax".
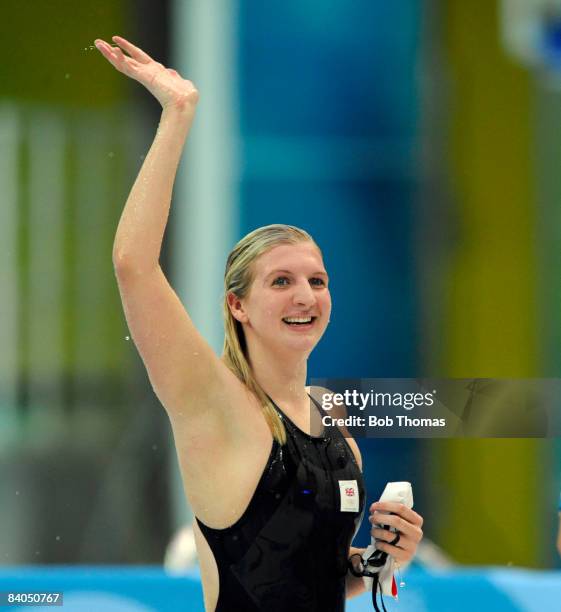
[{"xmin": 348, "ymin": 482, "xmax": 413, "ymax": 611}]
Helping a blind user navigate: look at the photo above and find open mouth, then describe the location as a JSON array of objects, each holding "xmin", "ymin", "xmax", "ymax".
[{"xmin": 282, "ymin": 316, "xmax": 317, "ymax": 326}]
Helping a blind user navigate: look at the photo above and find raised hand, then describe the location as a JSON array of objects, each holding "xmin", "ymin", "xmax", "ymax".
[{"xmin": 94, "ymin": 36, "xmax": 199, "ymax": 112}]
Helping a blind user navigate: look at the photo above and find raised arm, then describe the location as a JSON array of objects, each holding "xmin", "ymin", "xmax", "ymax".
[
  {"xmin": 96, "ymin": 36, "xmax": 234, "ymax": 424},
  {"xmin": 96, "ymin": 36, "xmax": 198, "ymax": 270}
]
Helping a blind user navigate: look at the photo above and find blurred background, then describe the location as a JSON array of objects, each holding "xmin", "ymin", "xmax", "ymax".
[{"xmin": 1, "ymin": 0, "xmax": 561, "ymax": 610}]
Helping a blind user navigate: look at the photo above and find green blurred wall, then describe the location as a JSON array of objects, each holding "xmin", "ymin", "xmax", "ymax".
[
  {"xmin": 432, "ymin": 0, "xmax": 541, "ymax": 565},
  {"xmin": 1, "ymin": 1, "xmax": 134, "ymax": 414},
  {"xmin": 1, "ymin": 0, "xmax": 125, "ymax": 105}
]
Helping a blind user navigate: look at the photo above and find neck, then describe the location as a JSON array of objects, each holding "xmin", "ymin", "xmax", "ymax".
[{"xmin": 246, "ymin": 341, "xmax": 309, "ymax": 407}]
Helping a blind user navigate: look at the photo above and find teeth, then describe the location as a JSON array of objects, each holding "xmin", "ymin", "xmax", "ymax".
[{"xmin": 283, "ymin": 317, "xmax": 313, "ymax": 323}]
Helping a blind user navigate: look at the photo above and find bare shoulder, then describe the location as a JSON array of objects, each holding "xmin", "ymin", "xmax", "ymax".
[
  {"xmin": 307, "ymin": 385, "xmax": 363, "ymax": 471},
  {"xmin": 171, "ymin": 364, "xmax": 266, "ymax": 456}
]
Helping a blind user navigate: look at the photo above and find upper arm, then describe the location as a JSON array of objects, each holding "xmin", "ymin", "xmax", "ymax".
[
  {"xmin": 309, "ymin": 386, "xmax": 363, "ymax": 471},
  {"xmin": 114, "ymin": 264, "xmax": 230, "ymax": 417}
]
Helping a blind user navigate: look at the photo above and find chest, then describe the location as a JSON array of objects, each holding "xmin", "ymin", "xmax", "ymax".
[{"xmin": 280, "ymin": 434, "xmax": 365, "ymax": 519}]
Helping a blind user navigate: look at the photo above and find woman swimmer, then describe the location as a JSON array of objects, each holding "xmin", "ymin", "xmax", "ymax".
[{"xmin": 95, "ymin": 36, "xmax": 424, "ymax": 611}]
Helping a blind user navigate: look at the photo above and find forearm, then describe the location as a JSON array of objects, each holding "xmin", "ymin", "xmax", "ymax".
[
  {"xmin": 345, "ymin": 546, "xmax": 367, "ymax": 599},
  {"xmin": 112, "ymin": 104, "xmax": 195, "ymax": 272}
]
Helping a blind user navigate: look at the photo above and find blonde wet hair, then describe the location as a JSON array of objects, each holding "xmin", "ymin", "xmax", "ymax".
[{"xmin": 223, "ymin": 224, "xmax": 321, "ymax": 445}]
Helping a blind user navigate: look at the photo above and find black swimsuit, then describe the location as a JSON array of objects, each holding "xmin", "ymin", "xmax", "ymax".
[{"xmin": 195, "ymin": 396, "xmax": 366, "ymax": 611}]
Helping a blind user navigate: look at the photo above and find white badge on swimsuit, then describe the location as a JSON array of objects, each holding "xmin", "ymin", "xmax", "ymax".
[{"xmin": 338, "ymin": 479, "xmax": 359, "ymax": 512}]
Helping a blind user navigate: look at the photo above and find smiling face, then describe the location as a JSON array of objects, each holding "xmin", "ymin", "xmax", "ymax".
[{"xmin": 228, "ymin": 242, "xmax": 332, "ymax": 358}]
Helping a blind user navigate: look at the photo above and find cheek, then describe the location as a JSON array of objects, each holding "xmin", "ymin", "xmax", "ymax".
[
  {"xmin": 322, "ymin": 293, "xmax": 332, "ymax": 314},
  {"xmin": 257, "ymin": 302, "xmax": 278, "ymax": 324}
]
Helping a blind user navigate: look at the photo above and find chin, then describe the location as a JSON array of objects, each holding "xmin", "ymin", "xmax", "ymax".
[{"xmin": 282, "ymin": 333, "xmax": 323, "ymax": 354}]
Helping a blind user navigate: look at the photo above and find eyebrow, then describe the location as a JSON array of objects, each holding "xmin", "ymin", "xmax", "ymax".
[{"xmin": 264, "ymin": 269, "xmax": 328, "ymax": 279}]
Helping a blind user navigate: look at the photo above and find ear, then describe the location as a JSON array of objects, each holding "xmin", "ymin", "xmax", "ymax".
[{"xmin": 227, "ymin": 292, "xmax": 249, "ymax": 323}]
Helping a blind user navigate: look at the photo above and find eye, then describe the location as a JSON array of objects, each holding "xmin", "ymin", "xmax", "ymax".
[
  {"xmin": 272, "ymin": 276, "xmax": 290, "ymax": 286},
  {"xmin": 310, "ymin": 277, "xmax": 326, "ymax": 287}
]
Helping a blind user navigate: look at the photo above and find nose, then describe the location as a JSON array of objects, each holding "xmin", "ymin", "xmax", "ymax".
[{"xmin": 292, "ymin": 280, "xmax": 316, "ymax": 308}]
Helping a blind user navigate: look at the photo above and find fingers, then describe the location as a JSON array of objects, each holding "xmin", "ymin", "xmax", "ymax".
[
  {"xmin": 369, "ymin": 511, "xmax": 423, "ymax": 541},
  {"xmin": 370, "ymin": 502, "xmax": 424, "ymax": 527},
  {"xmin": 372, "ymin": 528, "xmax": 401, "ymax": 545},
  {"xmin": 371, "ymin": 524, "xmax": 420, "ymax": 565},
  {"xmin": 94, "ymin": 39, "xmax": 112, "ymax": 56},
  {"xmin": 111, "ymin": 36, "xmax": 153, "ymax": 64},
  {"xmin": 372, "ymin": 539, "xmax": 410, "ymax": 564},
  {"xmin": 372, "ymin": 527, "xmax": 419, "ymax": 552},
  {"xmin": 94, "ymin": 39, "xmax": 140, "ymax": 75},
  {"xmin": 94, "ymin": 39, "xmax": 121, "ymax": 64}
]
